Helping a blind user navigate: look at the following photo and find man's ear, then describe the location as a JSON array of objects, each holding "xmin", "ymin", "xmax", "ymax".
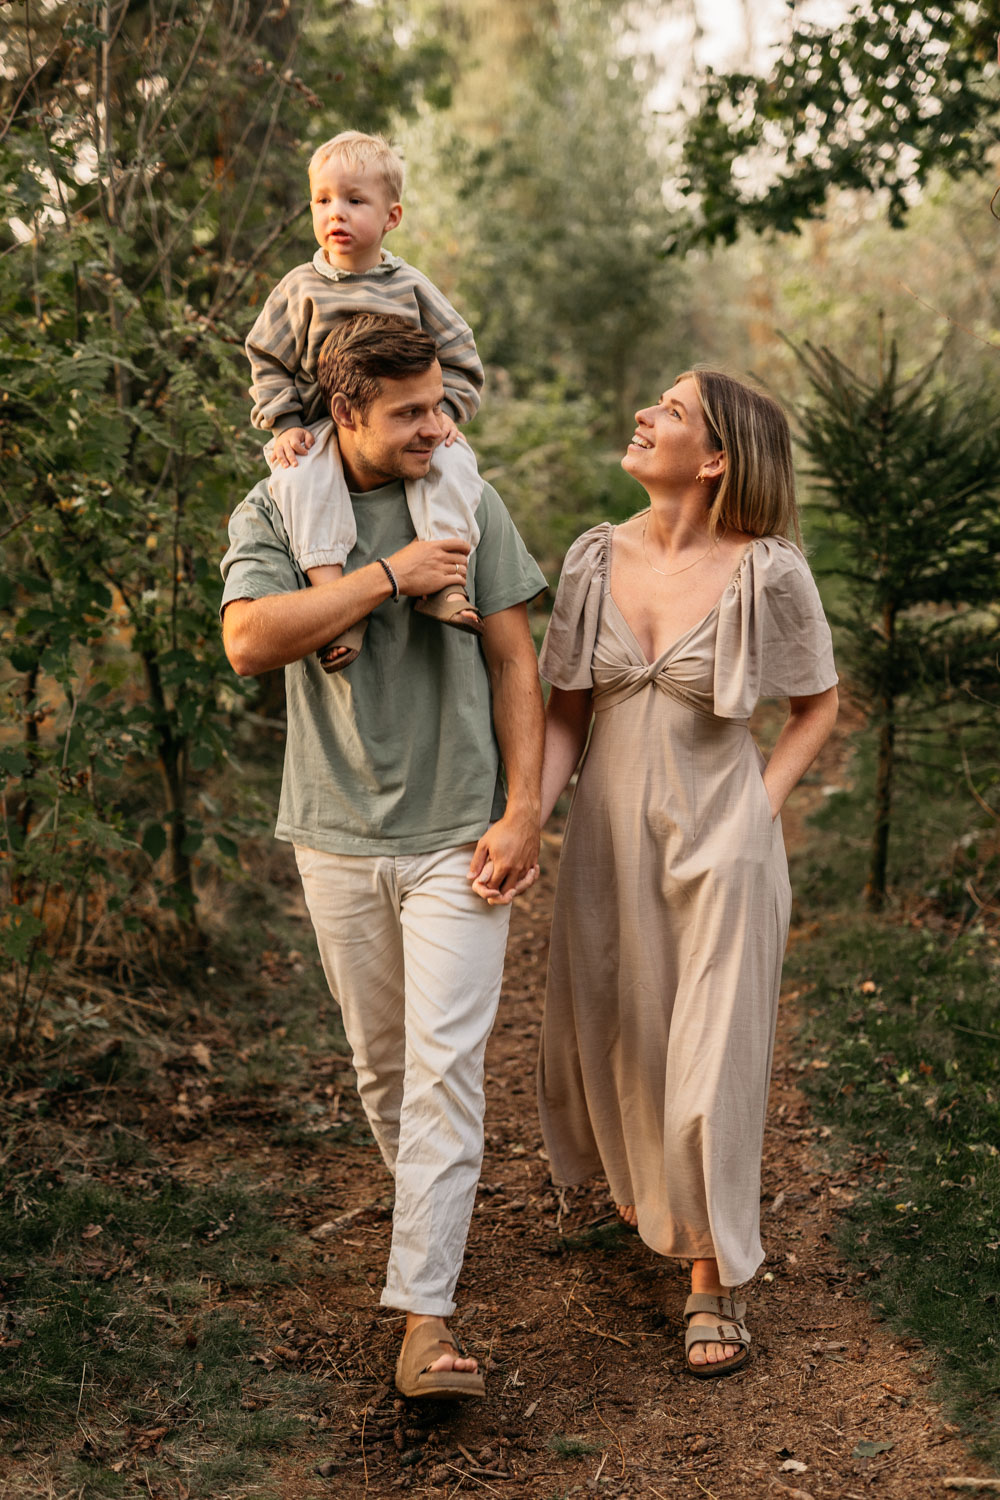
[{"xmin": 330, "ymin": 392, "xmax": 357, "ymax": 430}]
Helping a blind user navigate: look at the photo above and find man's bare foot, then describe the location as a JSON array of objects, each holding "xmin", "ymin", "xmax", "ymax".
[
  {"xmin": 404, "ymin": 1314, "xmax": 478, "ymax": 1375},
  {"xmin": 394, "ymin": 1314, "xmax": 485, "ymax": 1399}
]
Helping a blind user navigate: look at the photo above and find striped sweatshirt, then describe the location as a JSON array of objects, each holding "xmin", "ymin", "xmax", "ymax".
[{"xmin": 246, "ymin": 250, "xmax": 484, "ymax": 435}]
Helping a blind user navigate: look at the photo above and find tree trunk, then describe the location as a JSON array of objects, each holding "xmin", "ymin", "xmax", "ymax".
[
  {"xmin": 865, "ymin": 600, "xmax": 898, "ymax": 911},
  {"xmin": 142, "ymin": 650, "xmax": 198, "ymax": 931},
  {"xmin": 866, "ymin": 712, "xmax": 894, "ymax": 911}
]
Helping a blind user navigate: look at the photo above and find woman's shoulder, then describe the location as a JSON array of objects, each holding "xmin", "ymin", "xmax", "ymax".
[
  {"xmin": 557, "ymin": 521, "xmax": 615, "ymax": 583},
  {"xmin": 742, "ymin": 534, "xmax": 816, "ymax": 585}
]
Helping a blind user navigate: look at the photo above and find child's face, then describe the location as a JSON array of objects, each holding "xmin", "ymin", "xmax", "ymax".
[{"xmin": 310, "ymin": 158, "xmax": 401, "ymax": 273}]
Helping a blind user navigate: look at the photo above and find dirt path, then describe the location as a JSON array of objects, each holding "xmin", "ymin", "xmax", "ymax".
[{"xmin": 239, "ymin": 722, "xmax": 994, "ymax": 1498}]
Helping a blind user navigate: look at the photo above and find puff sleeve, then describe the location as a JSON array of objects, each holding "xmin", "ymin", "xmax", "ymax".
[
  {"xmin": 538, "ymin": 525, "xmax": 612, "ymax": 691},
  {"xmin": 713, "ymin": 537, "xmax": 838, "ymax": 720}
]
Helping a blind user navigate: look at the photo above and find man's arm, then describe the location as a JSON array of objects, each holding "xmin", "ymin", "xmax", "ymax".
[
  {"xmin": 467, "ymin": 603, "xmax": 544, "ymax": 904},
  {"xmin": 223, "ymin": 536, "xmax": 475, "ymax": 677}
]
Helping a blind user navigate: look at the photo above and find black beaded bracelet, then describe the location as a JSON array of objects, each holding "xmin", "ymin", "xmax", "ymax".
[{"xmin": 376, "ymin": 556, "xmax": 400, "ymax": 602}]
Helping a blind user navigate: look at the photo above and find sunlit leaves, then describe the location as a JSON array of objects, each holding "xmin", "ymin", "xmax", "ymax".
[{"xmin": 677, "ymin": 1, "xmax": 1000, "ymax": 248}]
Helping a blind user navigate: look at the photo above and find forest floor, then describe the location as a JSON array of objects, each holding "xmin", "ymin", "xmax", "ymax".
[{"xmin": 4, "ymin": 715, "xmax": 999, "ymax": 1499}]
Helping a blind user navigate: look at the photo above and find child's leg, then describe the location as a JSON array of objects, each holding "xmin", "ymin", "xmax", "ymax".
[
  {"xmin": 407, "ymin": 441, "xmax": 484, "ymax": 636},
  {"xmin": 405, "ymin": 438, "xmax": 482, "ymax": 548},
  {"xmin": 264, "ymin": 421, "xmax": 366, "ymax": 672},
  {"xmin": 264, "ymin": 418, "xmax": 357, "ymax": 568}
]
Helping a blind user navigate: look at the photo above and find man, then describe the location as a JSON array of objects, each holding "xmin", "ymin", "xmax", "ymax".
[{"xmin": 221, "ymin": 313, "xmax": 546, "ymax": 1399}]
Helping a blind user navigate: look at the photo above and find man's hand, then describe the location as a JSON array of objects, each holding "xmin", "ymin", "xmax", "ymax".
[
  {"xmin": 467, "ymin": 806, "xmax": 541, "ymax": 906},
  {"xmin": 388, "ymin": 536, "xmax": 472, "ymax": 599},
  {"xmin": 272, "ymin": 427, "xmax": 314, "ymax": 468}
]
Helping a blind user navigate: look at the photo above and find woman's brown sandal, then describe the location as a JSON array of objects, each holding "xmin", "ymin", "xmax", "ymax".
[
  {"xmin": 682, "ymin": 1293, "xmax": 751, "ymax": 1378},
  {"xmin": 394, "ymin": 1321, "xmax": 485, "ymax": 1400}
]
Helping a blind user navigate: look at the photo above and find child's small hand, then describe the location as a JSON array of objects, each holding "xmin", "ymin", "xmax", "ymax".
[
  {"xmin": 439, "ymin": 413, "xmax": 462, "ymax": 447},
  {"xmin": 272, "ymin": 427, "xmax": 314, "ymax": 468}
]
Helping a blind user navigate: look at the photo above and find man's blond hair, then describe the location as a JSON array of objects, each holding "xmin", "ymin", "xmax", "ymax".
[{"xmin": 308, "ymin": 130, "xmax": 404, "ymax": 203}]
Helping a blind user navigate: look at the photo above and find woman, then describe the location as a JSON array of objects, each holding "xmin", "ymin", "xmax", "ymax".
[{"xmin": 537, "ymin": 369, "xmax": 838, "ymax": 1377}]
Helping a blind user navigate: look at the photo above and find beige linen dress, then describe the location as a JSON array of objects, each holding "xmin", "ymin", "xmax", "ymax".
[{"xmin": 537, "ymin": 523, "xmax": 837, "ymax": 1288}]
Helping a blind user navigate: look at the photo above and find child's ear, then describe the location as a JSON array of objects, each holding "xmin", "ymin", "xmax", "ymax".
[{"xmin": 384, "ymin": 202, "xmax": 402, "ymax": 234}]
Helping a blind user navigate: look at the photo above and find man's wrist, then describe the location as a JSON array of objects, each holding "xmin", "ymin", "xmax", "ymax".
[{"xmin": 501, "ymin": 796, "xmax": 541, "ymax": 824}]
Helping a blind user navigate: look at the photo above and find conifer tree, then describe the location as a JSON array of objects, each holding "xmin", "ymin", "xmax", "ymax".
[{"xmin": 791, "ymin": 338, "xmax": 1000, "ymax": 909}]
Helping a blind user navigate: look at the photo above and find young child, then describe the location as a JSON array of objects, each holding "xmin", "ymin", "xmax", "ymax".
[{"xmin": 246, "ymin": 131, "xmax": 485, "ymax": 670}]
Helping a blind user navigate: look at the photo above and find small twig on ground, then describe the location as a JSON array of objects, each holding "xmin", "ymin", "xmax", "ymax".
[
  {"xmin": 943, "ymin": 1483, "xmax": 1000, "ymax": 1493},
  {"xmin": 569, "ymin": 1317, "xmax": 631, "ymax": 1348},
  {"xmin": 593, "ymin": 1400, "xmax": 626, "ymax": 1477},
  {"xmin": 693, "ymin": 1479, "xmax": 721, "ymax": 1500},
  {"xmin": 441, "ymin": 1461, "xmax": 502, "ymax": 1494}
]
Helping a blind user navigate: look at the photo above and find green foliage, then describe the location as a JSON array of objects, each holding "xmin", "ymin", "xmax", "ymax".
[
  {"xmin": 0, "ymin": 1162, "xmax": 310, "ymax": 1493},
  {"xmin": 0, "ymin": 1, "xmax": 449, "ymax": 1051},
  {"xmin": 466, "ymin": 381, "xmax": 640, "ymax": 578},
  {"xmin": 789, "ymin": 920, "xmax": 1000, "ymax": 1465},
  {"xmin": 547, "ymin": 1433, "xmax": 602, "ymax": 1458},
  {"xmin": 678, "ymin": 1, "xmax": 1000, "ymax": 248},
  {"xmin": 405, "ymin": 0, "xmax": 688, "ymax": 437},
  {"xmin": 791, "ymin": 335, "xmax": 1000, "ymax": 905}
]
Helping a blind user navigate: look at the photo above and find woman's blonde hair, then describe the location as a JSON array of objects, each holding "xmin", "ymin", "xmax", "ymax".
[{"xmin": 678, "ymin": 368, "xmax": 801, "ymax": 544}]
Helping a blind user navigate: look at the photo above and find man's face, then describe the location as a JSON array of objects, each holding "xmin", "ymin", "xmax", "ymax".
[{"xmin": 338, "ymin": 363, "xmax": 446, "ymax": 490}]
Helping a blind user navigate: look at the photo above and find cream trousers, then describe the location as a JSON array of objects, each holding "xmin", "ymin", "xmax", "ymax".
[{"xmin": 293, "ymin": 842, "xmax": 511, "ymax": 1316}]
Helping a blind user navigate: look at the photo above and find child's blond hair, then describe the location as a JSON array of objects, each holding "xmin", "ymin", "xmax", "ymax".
[{"xmin": 308, "ymin": 131, "xmax": 404, "ymax": 203}]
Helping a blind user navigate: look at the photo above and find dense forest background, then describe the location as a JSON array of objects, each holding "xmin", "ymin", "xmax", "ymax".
[
  {"xmin": 3, "ymin": 2, "xmax": 1000, "ymax": 1491},
  {"xmin": 3, "ymin": 0, "xmax": 998, "ymax": 1009}
]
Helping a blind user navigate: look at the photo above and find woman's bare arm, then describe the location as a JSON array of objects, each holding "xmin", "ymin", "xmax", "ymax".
[
  {"xmin": 541, "ymin": 685, "xmax": 595, "ymax": 826},
  {"xmin": 762, "ymin": 685, "xmax": 839, "ymax": 819}
]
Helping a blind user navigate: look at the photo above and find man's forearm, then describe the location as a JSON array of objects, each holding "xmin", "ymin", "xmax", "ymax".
[
  {"xmin": 223, "ymin": 563, "xmax": 393, "ymax": 676},
  {"xmin": 486, "ymin": 618, "xmax": 544, "ymax": 821}
]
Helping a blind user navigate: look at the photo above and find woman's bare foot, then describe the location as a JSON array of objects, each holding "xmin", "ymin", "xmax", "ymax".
[
  {"xmin": 686, "ymin": 1259, "xmax": 742, "ymax": 1367},
  {"xmin": 615, "ymin": 1203, "xmax": 638, "ymax": 1228}
]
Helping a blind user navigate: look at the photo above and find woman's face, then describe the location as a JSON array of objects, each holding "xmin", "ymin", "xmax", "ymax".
[{"xmin": 622, "ymin": 378, "xmax": 719, "ymax": 491}]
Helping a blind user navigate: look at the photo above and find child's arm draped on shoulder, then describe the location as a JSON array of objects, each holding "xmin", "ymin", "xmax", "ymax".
[
  {"xmin": 411, "ymin": 274, "xmax": 484, "ymax": 426},
  {"xmin": 245, "ymin": 275, "xmax": 311, "ymax": 436}
]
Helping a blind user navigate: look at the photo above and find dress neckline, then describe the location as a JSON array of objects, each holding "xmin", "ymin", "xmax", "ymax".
[{"xmin": 604, "ymin": 525, "xmax": 755, "ymax": 670}]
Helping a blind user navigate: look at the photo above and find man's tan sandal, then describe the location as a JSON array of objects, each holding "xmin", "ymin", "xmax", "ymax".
[
  {"xmin": 394, "ymin": 1322, "xmax": 485, "ymax": 1400},
  {"xmin": 318, "ymin": 617, "xmax": 368, "ymax": 674},
  {"xmin": 683, "ymin": 1293, "xmax": 751, "ymax": 1379},
  {"xmin": 415, "ymin": 587, "xmax": 484, "ymax": 636}
]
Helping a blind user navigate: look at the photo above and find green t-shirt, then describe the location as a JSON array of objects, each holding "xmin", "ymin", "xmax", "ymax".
[{"xmin": 220, "ymin": 479, "xmax": 547, "ymax": 855}]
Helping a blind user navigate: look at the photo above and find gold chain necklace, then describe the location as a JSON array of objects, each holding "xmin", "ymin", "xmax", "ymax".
[{"xmin": 641, "ymin": 518, "xmax": 715, "ymax": 578}]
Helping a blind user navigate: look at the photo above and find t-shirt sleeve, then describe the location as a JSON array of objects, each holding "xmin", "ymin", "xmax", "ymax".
[
  {"xmin": 537, "ymin": 526, "xmax": 610, "ymax": 691},
  {"xmin": 219, "ymin": 482, "xmax": 303, "ymax": 615},
  {"xmin": 468, "ymin": 483, "xmax": 547, "ymax": 617},
  {"xmin": 713, "ymin": 537, "xmax": 838, "ymax": 718}
]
